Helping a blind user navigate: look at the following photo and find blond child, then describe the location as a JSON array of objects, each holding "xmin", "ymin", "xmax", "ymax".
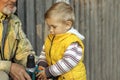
[{"xmin": 37, "ymin": 2, "xmax": 86, "ymax": 80}]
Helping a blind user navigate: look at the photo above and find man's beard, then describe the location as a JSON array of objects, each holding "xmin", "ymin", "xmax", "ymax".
[{"xmin": 2, "ymin": 6, "xmax": 16, "ymax": 15}]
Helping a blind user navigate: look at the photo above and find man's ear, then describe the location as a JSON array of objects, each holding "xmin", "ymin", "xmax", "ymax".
[{"xmin": 65, "ymin": 20, "xmax": 72, "ymax": 30}]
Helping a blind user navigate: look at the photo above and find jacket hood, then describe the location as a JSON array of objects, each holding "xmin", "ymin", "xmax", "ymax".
[{"xmin": 67, "ymin": 27, "xmax": 85, "ymax": 40}]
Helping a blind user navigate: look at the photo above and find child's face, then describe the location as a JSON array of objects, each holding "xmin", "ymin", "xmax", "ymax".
[{"xmin": 46, "ymin": 17, "xmax": 70, "ymax": 35}]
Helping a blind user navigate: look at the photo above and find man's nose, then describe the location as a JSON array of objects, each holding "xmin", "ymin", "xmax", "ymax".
[{"xmin": 11, "ymin": 0, "xmax": 17, "ymax": 3}]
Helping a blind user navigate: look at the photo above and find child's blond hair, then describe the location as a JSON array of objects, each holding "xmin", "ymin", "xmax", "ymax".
[{"xmin": 45, "ymin": 2, "xmax": 75, "ymax": 26}]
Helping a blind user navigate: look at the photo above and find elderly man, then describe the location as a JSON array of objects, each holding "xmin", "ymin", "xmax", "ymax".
[{"xmin": 0, "ymin": 0, "xmax": 38, "ymax": 80}]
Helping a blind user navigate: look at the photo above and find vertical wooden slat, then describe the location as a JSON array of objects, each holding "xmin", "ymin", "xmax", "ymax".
[
  {"xmin": 79, "ymin": 0, "xmax": 85, "ymax": 34},
  {"xmin": 44, "ymin": 0, "xmax": 54, "ymax": 38},
  {"xmin": 101, "ymin": 0, "xmax": 109, "ymax": 79},
  {"xmin": 89, "ymin": 0, "xmax": 100, "ymax": 80},
  {"xmin": 74, "ymin": 0, "xmax": 80, "ymax": 30},
  {"xmin": 109, "ymin": 0, "xmax": 114, "ymax": 79},
  {"xmin": 111, "ymin": 0, "xmax": 117, "ymax": 80},
  {"xmin": 117, "ymin": 1, "xmax": 120, "ymax": 80},
  {"xmin": 25, "ymin": 0, "xmax": 36, "ymax": 50},
  {"xmin": 35, "ymin": 0, "xmax": 45, "ymax": 55},
  {"xmin": 101, "ymin": 0, "xmax": 116, "ymax": 80},
  {"xmin": 17, "ymin": 0, "xmax": 26, "ymax": 31},
  {"xmin": 96, "ymin": 0, "xmax": 102, "ymax": 80},
  {"xmin": 84, "ymin": 0, "xmax": 90, "ymax": 79},
  {"xmin": 101, "ymin": 0, "xmax": 106, "ymax": 79}
]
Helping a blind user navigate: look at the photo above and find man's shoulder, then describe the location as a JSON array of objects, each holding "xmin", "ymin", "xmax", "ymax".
[{"xmin": 9, "ymin": 14, "xmax": 21, "ymax": 23}]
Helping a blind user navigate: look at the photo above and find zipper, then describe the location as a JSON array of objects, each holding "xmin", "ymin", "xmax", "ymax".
[{"xmin": 48, "ymin": 35, "xmax": 55, "ymax": 65}]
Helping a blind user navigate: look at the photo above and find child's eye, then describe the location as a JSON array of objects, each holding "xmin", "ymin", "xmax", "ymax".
[
  {"xmin": 48, "ymin": 25, "xmax": 57, "ymax": 30},
  {"xmin": 52, "ymin": 25, "xmax": 57, "ymax": 29}
]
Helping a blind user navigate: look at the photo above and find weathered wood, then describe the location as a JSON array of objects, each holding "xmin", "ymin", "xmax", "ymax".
[
  {"xmin": 101, "ymin": 0, "xmax": 110, "ymax": 79},
  {"xmin": 25, "ymin": 0, "xmax": 36, "ymax": 50},
  {"xmin": 35, "ymin": 0, "xmax": 45, "ymax": 55},
  {"xmin": 84, "ymin": 0, "xmax": 90, "ymax": 80},
  {"xmin": 17, "ymin": 0, "xmax": 26, "ymax": 31},
  {"xmin": 74, "ymin": 0, "xmax": 80, "ymax": 30},
  {"xmin": 44, "ymin": 0, "xmax": 54, "ymax": 38},
  {"xmin": 89, "ymin": 0, "xmax": 100, "ymax": 80},
  {"xmin": 17, "ymin": 0, "xmax": 120, "ymax": 80},
  {"xmin": 116, "ymin": 1, "xmax": 120, "ymax": 80}
]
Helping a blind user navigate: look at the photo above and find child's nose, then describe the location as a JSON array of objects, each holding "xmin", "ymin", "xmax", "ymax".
[
  {"xmin": 49, "ymin": 28, "xmax": 54, "ymax": 34},
  {"xmin": 50, "ymin": 29, "xmax": 53, "ymax": 34}
]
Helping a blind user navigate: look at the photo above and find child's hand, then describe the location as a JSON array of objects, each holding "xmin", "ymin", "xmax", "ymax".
[{"xmin": 36, "ymin": 66, "xmax": 47, "ymax": 80}]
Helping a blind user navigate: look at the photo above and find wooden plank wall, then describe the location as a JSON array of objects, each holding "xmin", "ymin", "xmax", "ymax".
[{"xmin": 17, "ymin": 0, "xmax": 120, "ymax": 80}]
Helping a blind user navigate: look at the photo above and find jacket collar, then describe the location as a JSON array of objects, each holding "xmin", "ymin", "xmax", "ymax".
[
  {"xmin": 0, "ymin": 12, "xmax": 6, "ymax": 21},
  {"xmin": 67, "ymin": 27, "xmax": 85, "ymax": 40}
]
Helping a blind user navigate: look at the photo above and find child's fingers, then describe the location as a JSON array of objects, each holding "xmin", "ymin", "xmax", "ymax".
[
  {"xmin": 36, "ymin": 66, "xmax": 44, "ymax": 77},
  {"xmin": 37, "ymin": 74, "xmax": 44, "ymax": 80},
  {"xmin": 36, "ymin": 72, "xmax": 41, "ymax": 77},
  {"xmin": 38, "ymin": 66, "xmax": 44, "ymax": 70},
  {"xmin": 36, "ymin": 66, "xmax": 47, "ymax": 80}
]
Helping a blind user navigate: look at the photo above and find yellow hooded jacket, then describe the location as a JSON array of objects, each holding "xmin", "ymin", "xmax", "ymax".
[{"xmin": 44, "ymin": 33, "xmax": 86, "ymax": 80}]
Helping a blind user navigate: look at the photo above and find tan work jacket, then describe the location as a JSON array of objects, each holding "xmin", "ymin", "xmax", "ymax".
[{"xmin": 0, "ymin": 12, "xmax": 37, "ymax": 73}]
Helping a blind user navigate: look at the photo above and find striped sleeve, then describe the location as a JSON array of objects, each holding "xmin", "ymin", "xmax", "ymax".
[
  {"xmin": 37, "ymin": 45, "xmax": 48, "ymax": 67},
  {"xmin": 48, "ymin": 42, "xmax": 83, "ymax": 77}
]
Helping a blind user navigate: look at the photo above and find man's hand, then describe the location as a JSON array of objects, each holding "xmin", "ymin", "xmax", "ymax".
[{"xmin": 10, "ymin": 63, "xmax": 31, "ymax": 80}]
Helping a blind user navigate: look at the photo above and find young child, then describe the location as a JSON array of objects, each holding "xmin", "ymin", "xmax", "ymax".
[{"xmin": 37, "ymin": 2, "xmax": 86, "ymax": 80}]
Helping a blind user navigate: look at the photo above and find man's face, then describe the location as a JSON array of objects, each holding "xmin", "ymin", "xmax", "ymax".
[{"xmin": 0, "ymin": 0, "xmax": 17, "ymax": 15}]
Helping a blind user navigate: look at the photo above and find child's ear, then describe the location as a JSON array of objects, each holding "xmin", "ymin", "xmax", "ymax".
[{"xmin": 66, "ymin": 20, "xmax": 72, "ymax": 30}]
